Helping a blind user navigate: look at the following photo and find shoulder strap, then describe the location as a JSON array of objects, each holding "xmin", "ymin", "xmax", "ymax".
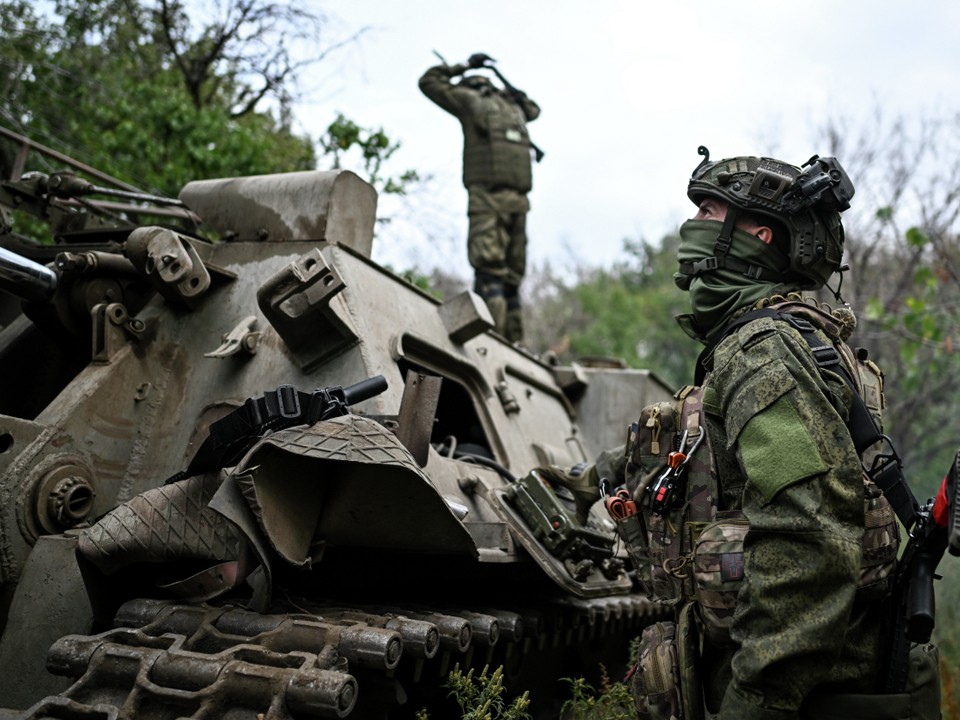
[{"xmin": 699, "ymin": 307, "xmax": 920, "ymax": 529}]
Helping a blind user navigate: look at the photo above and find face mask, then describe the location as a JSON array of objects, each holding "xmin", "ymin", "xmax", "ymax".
[{"xmin": 674, "ymin": 219, "xmax": 795, "ymax": 339}]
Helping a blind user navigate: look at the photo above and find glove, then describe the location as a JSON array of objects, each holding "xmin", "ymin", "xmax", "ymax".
[
  {"xmin": 535, "ymin": 463, "xmax": 601, "ymax": 525},
  {"xmin": 467, "ymin": 52, "xmax": 494, "ymax": 68}
]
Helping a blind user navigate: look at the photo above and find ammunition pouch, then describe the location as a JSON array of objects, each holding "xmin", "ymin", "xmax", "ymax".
[
  {"xmin": 692, "ymin": 513, "xmax": 748, "ymax": 646},
  {"xmin": 631, "ymin": 602, "xmax": 703, "ymax": 720},
  {"xmin": 858, "ymin": 477, "xmax": 901, "ymax": 602},
  {"xmin": 623, "ymin": 391, "xmax": 710, "ymax": 604}
]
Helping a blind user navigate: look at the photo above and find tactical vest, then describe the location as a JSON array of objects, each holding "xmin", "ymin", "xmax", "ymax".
[
  {"xmin": 618, "ymin": 302, "xmax": 943, "ymax": 720},
  {"xmin": 462, "ymin": 93, "xmax": 533, "ymax": 192},
  {"xmin": 616, "ymin": 302, "xmax": 900, "ymax": 644}
]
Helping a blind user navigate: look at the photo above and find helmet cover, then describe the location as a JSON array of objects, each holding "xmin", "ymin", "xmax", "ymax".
[{"xmin": 687, "ymin": 147, "xmax": 855, "ymax": 288}]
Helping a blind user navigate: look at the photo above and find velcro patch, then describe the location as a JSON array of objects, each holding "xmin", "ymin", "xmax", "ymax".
[
  {"xmin": 738, "ymin": 393, "xmax": 827, "ymax": 503},
  {"xmin": 720, "ymin": 552, "xmax": 744, "ymax": 582}
]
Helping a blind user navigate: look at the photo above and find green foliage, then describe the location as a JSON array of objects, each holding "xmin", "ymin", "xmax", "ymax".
[
  {"xmin": 0, "ymin": 0, "xmax": 315, "ymax": 196},
  {"xmin": 320, "ymin": 113, "xmax": 420, "ymax": 195},
  {"xmin": 424, "ymin": 664, "xmax": 531, "ymax": 720},
  {"xmin": 818, "ymin": 113, "xmax": 960, "ymax": 491},
  {"xmin": 934, "ymin": 568, "xmax": 960, "ymax": 716},
  {"xmin": 875, "ymin": 206, "xmax": 894, "ymax": 222},
  {"xmin": 572, "ymin": 236, "xmax": 697, "ymax": 386},
  {"xmin": 525, "ymin": 235, "xmax": 700, "ymax": 389},
  {"xmin": 382, "ymin": 264, "xmax": 442, "ymax": 297},
  {"xmin": 905, "ymin": 226, "xmax": 929, "ymax": 248},
  {"xmin": 852, "ymin": 223, "xmax": 960, "ymax": 491},
  {"xmin": 420, "ymin": 664, "xmax": 637, "ymax": 720},
  {"xmin": 0, "ymin": 1, "xmax": 416, "ymax": 206},
  {"xmin": 558, "ymin": 675, "xmax": 634, "ymax": 720}
]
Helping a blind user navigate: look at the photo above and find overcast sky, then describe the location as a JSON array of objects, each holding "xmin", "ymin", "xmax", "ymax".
[{"xmin": 291, "ymin": 1, "xmax": 960, "ymax": 280}]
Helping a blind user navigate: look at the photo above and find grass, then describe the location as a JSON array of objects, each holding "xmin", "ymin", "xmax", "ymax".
[{"xmin": 426, "ymin": 569, "xmax": 960, "ymax": 719}]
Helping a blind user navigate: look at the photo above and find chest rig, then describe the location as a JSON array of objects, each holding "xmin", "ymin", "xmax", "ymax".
[{"xmin": 611, "ymin": 302, "xmax": 900, "ymax": 645}]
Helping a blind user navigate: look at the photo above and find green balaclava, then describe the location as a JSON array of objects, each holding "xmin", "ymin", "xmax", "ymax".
[{"xmin": 674, "ymin": 219, "xmax": 798, "ymax": 342}]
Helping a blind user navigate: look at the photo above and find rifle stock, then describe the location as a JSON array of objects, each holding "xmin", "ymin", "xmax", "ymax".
[{"xmin": 885, "ymin": 448, "xmax": 957, "ymax": 692}]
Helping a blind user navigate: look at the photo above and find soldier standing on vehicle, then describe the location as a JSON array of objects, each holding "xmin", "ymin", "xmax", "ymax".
[{"xmin": 419, "ymin": 53, "xmax": 541, "ymax": 343}]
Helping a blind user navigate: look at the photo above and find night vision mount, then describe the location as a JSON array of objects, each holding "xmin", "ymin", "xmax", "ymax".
[
  {"xmin": 781, "ymin": 155, "xmax": 855, "ymax": 215},
  {"xmin": 693, "ymin": 146, "xmax": 854, "ymax": 218},
  {"xmin": 688, "ymin": 147, "xmax": 855, "ymax": 290}
]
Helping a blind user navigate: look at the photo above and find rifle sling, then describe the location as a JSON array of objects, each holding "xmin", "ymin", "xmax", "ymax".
[
  {"xmin": 699, "ymin": 308, "xmax": 919, "ymax": 529},
  {"xmin": 165, "ymin": 385, "xmax": 345, "ymax": 484},
  {"xmin": 698, "ymin": 307, "xmax": 927, "ymax": 695}
]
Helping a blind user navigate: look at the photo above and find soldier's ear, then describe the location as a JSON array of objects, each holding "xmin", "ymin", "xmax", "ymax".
[{"xmin": 756, "ymin": 226, "xmax": 774, "ymax": 245}]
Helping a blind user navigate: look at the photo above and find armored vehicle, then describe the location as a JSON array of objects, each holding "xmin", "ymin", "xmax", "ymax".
[{"xmin": 0, "ymin": 129, "xmax": 671, "ymax": 718}]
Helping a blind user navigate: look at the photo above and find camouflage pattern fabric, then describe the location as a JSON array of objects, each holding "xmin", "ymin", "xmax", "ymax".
[
  {"xmin": 504, "ymin": 282, "xmax": 523, "ymax": 343},
  {"xmin": 692, "ymin": 514, "xmax": 748, "ymax": 646},
  {"xmin": 614, "ymin": 301, "xmax": 901, "ymax": 717},
  {"xmin": 799, "ymin": 643, "xmax": 942, "ymax": 720},
  {"xmin": 419, "ymin": 64, "xmax": 539, "ymax": 342},
  {"xmin": 858, "ymin": 480, "xmax": 900, "ymax": 602},
  {"xmin": 468, "ymin": 186, "xmax": 529, "ymax": 287},
  {"xmin": 419, "ymin": 64, "xmax": 540, "ymax": 192},
  {"xmin": 703, "ymin": 307, "xmax": 889, "ymax": 718},
  {"xmin": 633, "ymin": 621, "xmax": 684, "ymax": 720}
]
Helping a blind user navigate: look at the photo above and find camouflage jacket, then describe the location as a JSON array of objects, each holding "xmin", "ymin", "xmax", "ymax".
[
  {"xmin": 418, "ymin": 64, "xmax": 540, "ymax": 193},
  {"xmin": 703, "ymin": 303, "xmax": 888, "ymax": 718}
]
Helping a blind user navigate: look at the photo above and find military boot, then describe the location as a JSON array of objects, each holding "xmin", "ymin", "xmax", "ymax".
[
  {"xmin": 504, "ymin": 283, "xmax": 524, "ymax": 343},
  {"xmin": 474, "ymin": 272, "xmax": 507, "ymax": 336}
]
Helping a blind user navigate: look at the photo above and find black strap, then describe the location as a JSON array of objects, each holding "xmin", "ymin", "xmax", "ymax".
[
  {"xmin": 679, "ymin": 255, "xmax": 783, "ymax": 282},
  {"xmin": 699, "ymin": 307, "xmax": 920, "ymax": 529},
  {"xmin": 713, "ymin": 205, "xmax": 739, "ymax": 265},
  {"xmin": 677, "ymin": 206, "xmax": 789, "ymax": 284},
  {"xmin": 165, "ymin": 385, "xmax": 348, "ymax": 484}
]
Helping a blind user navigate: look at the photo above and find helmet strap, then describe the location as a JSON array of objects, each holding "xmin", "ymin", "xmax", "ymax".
[
  {"xmin": 712, "ymin": 205, "xmax": 739, "ymax": 267},
  {"xmin": 826, "ymin": 263, "xmax": 850, "ymax": 303}
]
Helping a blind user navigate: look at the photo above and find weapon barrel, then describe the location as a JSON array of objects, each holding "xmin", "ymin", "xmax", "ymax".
[
  {"xmin": 0, "ymin": 246, "xmax": 57, "ymax": 303},
  {"xmin": 343, "ymin": 375, "xmax": 388, "ymax": 406}
]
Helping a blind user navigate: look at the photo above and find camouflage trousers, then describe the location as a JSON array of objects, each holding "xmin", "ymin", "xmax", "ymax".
[{"xmin": 467, "ymin": 186, "xmax": 528, "ymax": 342}]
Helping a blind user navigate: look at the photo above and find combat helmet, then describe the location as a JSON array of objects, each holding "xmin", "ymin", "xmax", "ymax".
[
  {"xmin": 683, "ymin": 146, "xmax": 855, "ymax": 289},
  {"xmin": 459, "ymin": 74, "xmax": 494, "ymax": 92}
]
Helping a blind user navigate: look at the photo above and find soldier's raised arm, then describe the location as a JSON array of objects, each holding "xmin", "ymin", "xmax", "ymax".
[
  {"xmin": 418, "ymin": 63, "xmax": 471, "ymax": 117},
  {"xmin": 512, "ymin": 90, "xmax": 540, "ymax": 122}
]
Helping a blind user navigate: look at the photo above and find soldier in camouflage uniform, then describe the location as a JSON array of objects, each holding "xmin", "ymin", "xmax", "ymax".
[
  {"xmin": 553, "ymin": 150, "xmax": 939, "ymax": 719},
  {"xmin": 419, "ymin": 54, "xmax": 540, "ymax": 343},
  {"xmin": 674, "ymin": 151, "xmax": 885, "ymax": 719}
]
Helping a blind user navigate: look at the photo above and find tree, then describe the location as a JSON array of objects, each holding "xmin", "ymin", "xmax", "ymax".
[
  {"xmin": 0, "ymin": 0, "xmax": 322, "ymax": 193},
  {"xmin": 815, "ymin": 112, "xmax": 960, "ymax": 492},
  {"xmin": 0, "ymin": 0, "xmax": 415, "ymax": 205},
  {"xmin": 524, "ymin": 235, "xmax": 699, "ymax": 390},
  {"xmin": 320, "ymin": 113, "xmax": 420, "ymax": 197}
]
